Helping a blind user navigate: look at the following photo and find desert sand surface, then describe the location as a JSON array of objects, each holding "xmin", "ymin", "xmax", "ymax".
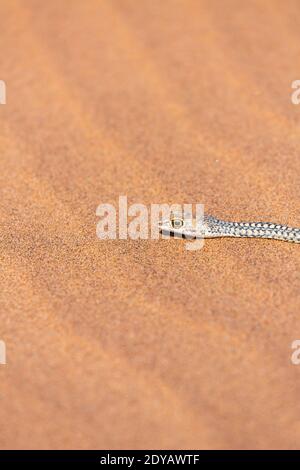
[{"xmin": 1, "ymin": 0, "xmax": 300, "ymax": 450}]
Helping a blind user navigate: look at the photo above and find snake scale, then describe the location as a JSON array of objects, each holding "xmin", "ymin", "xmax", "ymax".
[{"xmin": 159, "ymin": 214, "xmax": 300, "ymax": 243}]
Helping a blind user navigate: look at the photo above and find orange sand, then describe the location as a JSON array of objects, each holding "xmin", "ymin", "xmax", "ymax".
[{"xmin": 0, "ymin": 0, "xmax": 300, "ymax": 450}]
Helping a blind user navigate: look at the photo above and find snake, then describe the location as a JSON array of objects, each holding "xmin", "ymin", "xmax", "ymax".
[{"xmin": 159, "ymin": 213, "xmax": 300, "ymax": 243}]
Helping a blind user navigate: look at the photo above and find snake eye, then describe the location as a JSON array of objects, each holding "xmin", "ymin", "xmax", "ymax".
[{"xmin": 170, "ymin": 218, "xmax": 184, "ymax": 229}]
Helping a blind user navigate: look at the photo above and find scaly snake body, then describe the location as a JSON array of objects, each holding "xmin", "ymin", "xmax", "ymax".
[{"xmin": 159, "ymin": 214, "xmax": 300, "ymax": 243}]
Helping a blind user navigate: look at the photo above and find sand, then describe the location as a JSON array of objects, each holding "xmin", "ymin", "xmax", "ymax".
[{"xmin": 0, "ymin": 0, "xmax": 300, "ymax": 450}]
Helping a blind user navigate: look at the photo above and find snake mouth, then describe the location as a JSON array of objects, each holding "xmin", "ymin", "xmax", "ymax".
[{"xmin": 158, "ymin": 222, "xmax": 198, "ymax": 239}]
